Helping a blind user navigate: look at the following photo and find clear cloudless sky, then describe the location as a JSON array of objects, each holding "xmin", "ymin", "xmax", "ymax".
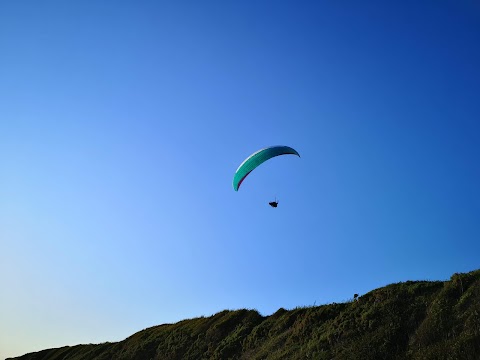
[{"xmin": 1, "ymin": 1, "xmax": 479, "ymax": 358}]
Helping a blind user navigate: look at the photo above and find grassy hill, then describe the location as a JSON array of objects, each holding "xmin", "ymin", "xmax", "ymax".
[{"xmin": 8, "ymin": 269, "xmax": 480, "ymax": 360}]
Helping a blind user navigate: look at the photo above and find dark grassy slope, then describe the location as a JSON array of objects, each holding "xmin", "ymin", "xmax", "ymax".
[{"xmin": 9, "ymin": 269, "xmax": 480, "ymax": 360}]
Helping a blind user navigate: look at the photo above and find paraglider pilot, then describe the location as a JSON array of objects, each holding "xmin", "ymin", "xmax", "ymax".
[{"xmin": 269, "ymin": 199, "xmax": 278, "ymax": 208}]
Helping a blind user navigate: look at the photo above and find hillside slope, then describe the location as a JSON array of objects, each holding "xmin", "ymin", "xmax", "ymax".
[{"xmin": 8, "ymin": 269, "xmax": 480, "ymax": 360}]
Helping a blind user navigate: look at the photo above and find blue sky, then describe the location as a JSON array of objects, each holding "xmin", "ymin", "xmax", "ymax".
[{"xmin": 1, "ymin": 1, "xmax": 479, "ymax": 358}]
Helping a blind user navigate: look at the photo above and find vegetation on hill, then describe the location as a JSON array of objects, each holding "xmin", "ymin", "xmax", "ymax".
[{"xmin": 9, "ymin": 269, "xmax": 480, "ymax": 360}]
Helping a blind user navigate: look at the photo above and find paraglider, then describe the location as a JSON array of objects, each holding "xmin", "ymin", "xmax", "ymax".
[
  {"xmin": 269, "ymin": 198, "xmax": 279, "ymax": 208},
  {"xmin": 233, "ymin": 145, "xmax": 300, "ymax": 207}
]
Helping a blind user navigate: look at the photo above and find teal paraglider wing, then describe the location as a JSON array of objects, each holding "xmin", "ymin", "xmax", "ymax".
[{"xmin": 233, "ymin": 145, "xmax": 300, "ymax": 191}]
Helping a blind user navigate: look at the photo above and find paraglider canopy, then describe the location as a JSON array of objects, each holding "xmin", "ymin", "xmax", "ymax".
[{"xmin": 233, "ymin": 145, "xmax": 300, "ymax": 191}]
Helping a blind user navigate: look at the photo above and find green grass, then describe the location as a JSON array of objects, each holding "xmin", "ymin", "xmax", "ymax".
[{"xmin": 9, "ymin": 269, "xmax": 480, "ymax": 360}]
